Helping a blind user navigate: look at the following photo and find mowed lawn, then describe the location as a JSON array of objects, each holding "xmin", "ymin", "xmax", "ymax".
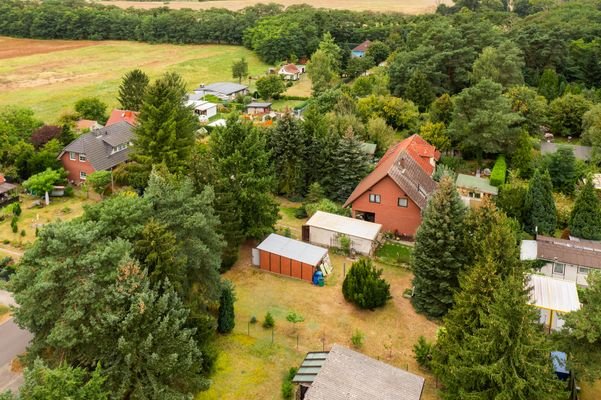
[
  {"xmin": 199, "ymin": 243, "xmax": 440, "ymax": 400},
  {"xmin": 0, "ymin": 37, "xmax": 269, "ymax": 122}
]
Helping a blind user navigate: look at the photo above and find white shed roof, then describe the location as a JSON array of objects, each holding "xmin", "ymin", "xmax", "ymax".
[
  {"xmin": 528, "ymin": 274, "xmax": 581, "ymax": 313},
  {"xmin": 520, "ymin": 240, "xmax": 538, "ymax": 261},
  {"xmin": 257, "ymin": 234, "xmax": 328, "ymax": 266},
  {"xmin": 306, "ymin": 211, "xmax": 382, "ymax": 241}
]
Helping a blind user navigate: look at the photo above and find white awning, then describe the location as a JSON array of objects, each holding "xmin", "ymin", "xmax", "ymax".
[
  {"xmin": 528, "ymin": 274, "xmax": 580, "ymax": 313},
  {"xmin": 305, "ymin": 211, "xmax": 382, "ymax": 241},
  {"xmin": 257, "ymin": 234, "xmax": 328, "ymax": 266}
]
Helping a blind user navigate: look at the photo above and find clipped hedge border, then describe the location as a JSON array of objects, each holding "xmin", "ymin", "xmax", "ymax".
[{"xmin": 490, "ymin": 155, "xmax": 507, "ymax": 187}]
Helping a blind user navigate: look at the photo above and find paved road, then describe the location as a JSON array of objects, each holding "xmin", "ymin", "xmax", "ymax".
[{"xmin": 0, "ymin": 290, "xmax": 31, "ymax": 393}]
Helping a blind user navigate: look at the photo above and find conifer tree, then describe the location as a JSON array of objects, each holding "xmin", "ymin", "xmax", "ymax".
[
  {"xmin": 133, "ymin": 72, "xmax": 197, "ymax": 175},
  {"xmin": 569, "ymin": 179, "xmax": 601, "ymax": 240},
  {"xmin": 439, "ymin": 271, "xmax": 565, "ymax": 400},
  {"xmin": 524, "ymin": 168, "xmax": 557, "ymax": 235},
  {"xmin": 270, "ymin": 113, "xmax": 308, "ymax": 197},
  {"xmin": 217, "ymin": 281, "xmax": 236, "ymax": 334},
  {"xmin": 548, "ymin": 146, "xmax": 578, "ymax": 195},
  {"xmin": 209, "ymin": 115, "xmax": 278, "ymax": 239},
  {"xmin": 320, "ymin": 128, "xmax": 370, "ymax": 203},
  {"xmin": 117, "ymin": 69, "xmax": 149, "ymax": 111},
  {"xmin": 412, "ymin": 176, "xmax": 467, "ymax": 318}
]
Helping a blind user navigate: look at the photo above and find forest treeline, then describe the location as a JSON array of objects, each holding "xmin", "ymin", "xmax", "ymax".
[{"xmin": 1, "ymin": 0, "xmax": 601, "ymax": 88}]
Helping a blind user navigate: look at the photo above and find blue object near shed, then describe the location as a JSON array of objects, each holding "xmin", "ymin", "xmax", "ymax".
[
  {"xmin": 551, "ymin": 351, "xmax": 570, "ymax": 381},
  {"xmin": 312, "ymin": 270, "xmax": 324, "ymax": 286}
]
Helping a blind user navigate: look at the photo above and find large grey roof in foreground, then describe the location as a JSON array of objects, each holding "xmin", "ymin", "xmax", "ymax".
[
  {"xmin": 60, "ymin": 121, "xmax": 134, "ymax": 171},
  {"xmin": 304, "ymin": 345, "xmax": 425, "ymax": 400}
]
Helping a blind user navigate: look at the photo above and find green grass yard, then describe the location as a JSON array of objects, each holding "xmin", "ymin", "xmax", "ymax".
[
  {"xmin": 0, "ymin": 37, "xmax": 269, "ymax": 122},
  {"xmin": 376, "ymin": 242, "xmax": 413, "ymax": 266}
]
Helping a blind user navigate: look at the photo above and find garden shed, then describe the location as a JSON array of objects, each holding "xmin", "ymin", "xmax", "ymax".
[
  {"xmin": 303, "ymin": 211, "xmax": 382, "ymax": 255},
  {"xmin": 252, "ymin": 234, "xmax": 331, "ymax": 282},
  {"xmin": 527, "ymin": 274, "xmax": 581, "ymax": 332}
]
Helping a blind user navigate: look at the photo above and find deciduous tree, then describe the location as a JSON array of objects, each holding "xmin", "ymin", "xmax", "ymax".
[
  {"xmin": 256, "ymin": 75, "xmax": 286, "ymax": 100},
  {"xmin": 86, "ymin": 170, "xmax": 112, "ymax": 199},
  {"xmin": 548, "ymin": 93, "xmax": 592, "ymax": 137},
  {"xmin": 231, "ymin": 58, "xmax": 248, "ymax": 84},
  {"xmin": 22, "ymin": 168, "xmax": 61, "ymax": 205},
  {"xmin": 74, "ymin": 97, "xmax": 108, "ymax": 124}
]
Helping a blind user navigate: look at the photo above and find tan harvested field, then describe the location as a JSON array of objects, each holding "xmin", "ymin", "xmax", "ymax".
[
  {"xmin": 100, "ymin": 0, "xmax": 450, "ymax": 14},
  {"xmin": 0, "ymin": 36, "xmax": 269, "ymax": 122}
]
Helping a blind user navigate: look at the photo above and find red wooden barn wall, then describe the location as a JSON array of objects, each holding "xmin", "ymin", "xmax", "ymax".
[{"xmin": 258, "ymin": 250, "xmax": 315, "ymax": 282}]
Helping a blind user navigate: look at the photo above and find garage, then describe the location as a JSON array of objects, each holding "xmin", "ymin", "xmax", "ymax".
[
  {"xmin": 303, "ymin": 211, "xmax": 382, "ymax": 255},
  {"xmin": 252, "ymin": 234, "xmax": 331, "ymax": 282}
]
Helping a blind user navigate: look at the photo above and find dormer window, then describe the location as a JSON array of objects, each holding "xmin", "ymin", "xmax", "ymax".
[
  {"xmin": 111, "ymin": 143, "xmax": 128, "ymax": 154},
  {"xmin": 79, "ymin": 153, "xmax": 86, "ymax": 162}
]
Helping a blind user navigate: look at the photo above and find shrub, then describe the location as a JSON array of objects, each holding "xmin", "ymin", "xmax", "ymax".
[
  {"xmin": 20, "ymin": 229, "xmax": 26, "ymax": 237},
  {"xmin": 490, "ymin": 155, "xmax": 507, "ymax": 187},
  {"xmin": 342, "ymin": 258, "xmax": 391, "ymax": 309},
  {"xmin": 12, "ymin": 203, "xmax": 21, "ymax": 217},
  {"xmin": 305, "ymin": 199, "xmax": 350, "ymax": 217},
  {"xmin": 11, "ymin": 217, "xmax": 18, "ymax": 233},
  {"xmin": 413, "ymin": 335, "xmax": 433, "ymax": 369},
  {"xmin": 338, "ymin": 234, "xmax": 351, "ymax": 255},
  {"xmin": 263, "ymin": 312, "xmax": 275, "ymax": 328},
  {"xmin": 281, "ymin": 367, "xmax": 298, "ymax": 400},
  {"xmin": 294, "ymin": 206, "xmax": 308, "ymax": 219},
  {"xmin": 0, "ymin": 256, "xmax": 16, "ymax": 281},
  {"xmin": 250, "ymin": 315, "xmax": 257, "ymax": 324},
  {"xmin": 286, "ymin": 311, "xmax": 304, "ymax": 333},
  {"xmin": 351, "ymin": 329, "xmax": 364, "ymax": 349},
  {"xmin": 217, "ymin": 281, "xmax": 236, "ymax": 334}
]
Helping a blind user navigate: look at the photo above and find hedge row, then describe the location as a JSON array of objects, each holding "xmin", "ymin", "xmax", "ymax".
[{"xmin": 490, "ymin": 155, "xmax": 507, "ymax": 187}]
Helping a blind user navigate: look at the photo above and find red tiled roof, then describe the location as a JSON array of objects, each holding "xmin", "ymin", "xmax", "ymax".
[
  {"xmin": 0, "ymin": 174, "xmax": 5, "ymax": 184},
  {"xmin": 281, "ymin": 63, "xmax": 300, "ymax": 74},
  {"xmin": 105, "ymin": 109, "xmax": 138, "ymax": 127},
  {"xmin": 75, "ymin": 119, "xmax": 98, "ymax": 131},
  {"xmin": 352, "ymin": 40, "xmax": 372, "ymax": 52},
  {"xmin": 344, "ymin": 134, "xmax": 439, "ymax": 209}
]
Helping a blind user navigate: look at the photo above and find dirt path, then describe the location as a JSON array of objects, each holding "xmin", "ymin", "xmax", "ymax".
[{"xmin": 0, "ymin": 248, "xmax": 23, "ymax": 258}]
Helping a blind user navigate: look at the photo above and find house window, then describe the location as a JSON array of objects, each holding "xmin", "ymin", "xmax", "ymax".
[
  {"xmin": 398, "ymin": 198, "xmax": 408, "ymax": 207},
  {"xmin": 553, "ymin": 263, "xmax": 565, "ymax": 275},
  {"xmin": 468, "ymin": 192, "xmax": 481, "ymax": 199},
  {"xmin": 578, "ymin": 266, "xmax": 590, "ymax": 275},
  {"xmin": 111, "ymin": 143, "xmax": 128, "ymax": 154},
  {"xmin": 369, "ymin": 194, "xmax": 381, "ymax": 204},
  {"xmin": 69, "ymin": 152, "xmax": 76, "ymax": 160},
  {"xmin": 79, "ymin": 153, "xmax": 87, "ymax": 162},
  {"xmin": 80, "ymin": 171, "xmax": 87, "ymax": 180}
]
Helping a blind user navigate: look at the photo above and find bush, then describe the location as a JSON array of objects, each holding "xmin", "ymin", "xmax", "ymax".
[
  {"xmin": 217, "ymin": 281, "xmax": 236, "ymax": 334},
  {"xmin": 342, "ymin": 258, "xmax": 391, "ymax": 309},
  {"xmin": 250, "ymin": 315, "xmax": 257, "ymax": 324},
  {"xmin": 281, "ymin": 367, "xmax": 298, "ymax": 400},
  {"xmin": 413, "ymin": 335, "xmax": 433, "ymax": 369},
  {"xmin": 11, "ymin": 217, "xmax": 18, "ymax": 234},
  {"xmin": 263, "ymin": 311, "xmax": 275, "ymax": 328},
  {"xmin": 12, "ymin": 203, "xmax": 21, "ymax": 217},
  {"xmin": 351, "ymin": 329, "xmax": 364, "ymax": 349},
  {"xmin": 294, "ymin": 206, "xmax": 308, "ymax": 219},
  {"xmin": 20, "ymin": 229, "xmax": 26, "ymax": 237},
  {"xmin": 338, "ymin": 234, "xmax": 351, "ymax": 256},
  {"xmin": 305, "ymin": 199, "xmax": 350, "ymax": 217},
  {"xmin": 490, "ymin": 155, "xmax": 507, "ymax": 187}
]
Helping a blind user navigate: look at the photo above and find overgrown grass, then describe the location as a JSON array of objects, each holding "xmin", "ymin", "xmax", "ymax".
[
  {"xmin": 375, "ymin": 242, "xmax": 413, "ymax": 266},
  {"xmin": 0, "ymin": 37, "xmax": 269, "ymax": 122}
]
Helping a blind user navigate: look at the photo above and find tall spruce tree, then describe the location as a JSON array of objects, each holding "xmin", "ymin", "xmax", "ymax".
[
  {"xmin": 524, "ymin": 168, "xmax": 557, "ymax": 235},
  {"xmin": 412, "ymin": 176, "xmax": 467, "ymax": 318},
  {"xmin": 548, "ymin": 146, "xmax": 578, "ymax": 195},
  {"xmin": 217, "ymin": 281, "xmax": 236, "ymax": 334},
  {"xmin": 133, "ymin": 72, "xmax": 197, "ymax": 176},
  {"xmin": 117, "ymin": 69, "xmax": 149, "ymax": 111},
  {"xmin": 270, "ymin": 113, "xmax": 308, "ymax": 197},
  {"xmin": 439, "ymin": 271, "xmax": 565, "ymax": 400},
  {"xmin": 434, "ymin": 203, "xmax": 521, "ymax": 371},
  {"xmin": 209, "ymin": 115, "xmax": 279, "ymax": 239},
  {"xmin": 319, "ymin": 128, "xmax": 370, "ymax": 203},
  {"xmin": 569, "ymin": 179, "xmax": 601, "ymax": 240}
]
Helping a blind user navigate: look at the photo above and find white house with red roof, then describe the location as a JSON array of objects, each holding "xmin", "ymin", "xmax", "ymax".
[
  {"xmin": 344, "ymin": 134, "xmax": 440, "ymax": 237},
  {"xmin": 279, "ymin": 63, "xmax": 303, "ymax": 81}
]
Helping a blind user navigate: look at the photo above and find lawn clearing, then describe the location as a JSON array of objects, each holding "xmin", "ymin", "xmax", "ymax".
[
  {"xmin": 100, "ymin": 0, "xmax": 451, "ymax": 14},
  {"xmin": 283, "ymin": 75, "xmax": 312, "ymax": 98},
  {"xmin": 0, "ymin": 37, "xmax": 269, "ymax": 122},
  {"xmin": 202, "ymin": 242, "xmax": 440, "ymax": 399},
  {"xmin": 376, "ymin": 241, "xmax": 413, "ymax": 266},
  {"xmin": 0, "ymin": 192, "xmax": 94, "ymax": 250}
]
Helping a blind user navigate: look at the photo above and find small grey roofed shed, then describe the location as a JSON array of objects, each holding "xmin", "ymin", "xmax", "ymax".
[
  {"xmin": 59, "ymin": 121, "xmax": 134, "ymax": 171},
  {"xmin": 301, "ymin": 344, "xmax": 425, "ymax": 400},
  {"xmin": 247, "ymin": 102, "xmax": 272, "ymax": 108},
  {"xmin": 257, "ymin": 234, "xmax": 328, "ymax": 266}
]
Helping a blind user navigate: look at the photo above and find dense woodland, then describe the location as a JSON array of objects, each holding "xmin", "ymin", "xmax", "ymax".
[{"xmin": 2, "ymin": 0, "xmax": 601, "ymax": 399}]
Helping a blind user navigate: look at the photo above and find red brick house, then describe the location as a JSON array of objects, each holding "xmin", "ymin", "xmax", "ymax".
[
  {"xmin": 58, "ymin": 121, "xmax": 134, "ymax": 184},
  {"xmin": 343, "ymin": 134, "xmax": 440, "ymax": 237}
]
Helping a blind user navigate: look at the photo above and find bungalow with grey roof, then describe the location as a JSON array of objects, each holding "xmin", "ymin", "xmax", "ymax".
[{"xmin": 194, "ymin": 82, "xmax": 248, "ymax": 100}]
